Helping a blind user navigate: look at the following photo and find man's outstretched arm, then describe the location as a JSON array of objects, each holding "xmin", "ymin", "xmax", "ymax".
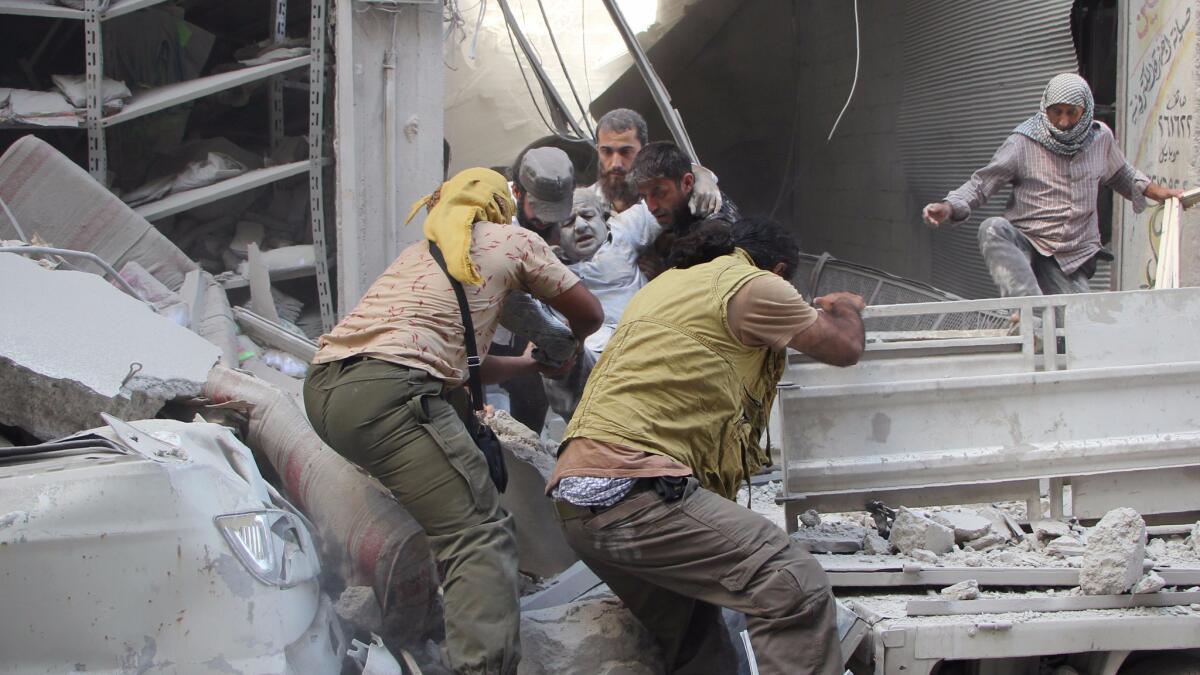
[{"xmin": 788, "ymin": 292, "xmax": 865, "ymax": 367}]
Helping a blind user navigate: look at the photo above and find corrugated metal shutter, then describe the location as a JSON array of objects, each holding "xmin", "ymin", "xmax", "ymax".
[{"xmin": 897, "ymin": 0, "xmax": 1079, "ymax": 298}]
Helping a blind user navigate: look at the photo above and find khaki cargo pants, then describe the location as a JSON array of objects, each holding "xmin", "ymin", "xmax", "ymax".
[
  {"xmin": 304, "ymin": 357, "xmax": 519, "ymax": 675},
  {"xmin": 556, "ymin": 480, "xmax": 842, "ymax": 675}
]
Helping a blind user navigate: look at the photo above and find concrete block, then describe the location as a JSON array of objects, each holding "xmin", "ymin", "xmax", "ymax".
[
  {"xmin": 862, "ymin": 531, "xmax": 893, "ymax": 555},
  {"xmin": 1079, "ymin": 508, "xmax": 1147, "ymax": 595},
  {"xmin": 930, "ymin": 509, "xmax": 993, "ymax": 543},
  {"xmin": 1032, "ymin": 519, "xmax": 1072, "ymax": 542},
  {"xmin": 1132, "ymin": 572, "xmax": 1167, "ymax": 595},
  {"xmin": 335, "ymin": 586, "xmax": 383, "ymax": 634},
  {"xmin": 909, "ymin": 548, "xmax": 939, "ymax": 565},
  {"xmin": 939, "ymin": 579, "xmax": 980, "ymax": 601},
  {"xmin": 963, "ymin": 532, "xmax": 1007, "ymax": 552},
  {"xmin": 519, "ymin": 596, "xmax": 664, "ymax": 675},
  {"xmin": 798, "ymin": 508, "xmax": 822, "ymax": 528},
  {"xmin": 0, "ymin": 253, "xmax": 219, "ymax": 440},
  {"xmin": 790, "ymin": 522, "xmax": 867, "ymax": 554},
  {"xmin": 889, "ymin": 507, "xmax": 955, "ymax": 554}
]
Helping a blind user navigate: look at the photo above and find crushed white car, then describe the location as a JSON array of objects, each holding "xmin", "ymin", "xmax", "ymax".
[{"xmin": 0, "ymin": 415, "xmax": 345, "ymax": 674}]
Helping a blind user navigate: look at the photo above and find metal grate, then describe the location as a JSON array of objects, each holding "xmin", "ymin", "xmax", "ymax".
[{"xmin": 794, "ymin": 252, "xmax": 1011, "ymax": 333}]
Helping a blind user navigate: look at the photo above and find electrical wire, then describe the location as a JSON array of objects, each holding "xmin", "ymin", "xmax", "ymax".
[
  {"xmin": 580, "ymin": 0, "xmax": 593, "ymax": 107},
  {"xmin": 468, "ymin": 0, "xmax": 487, "ymax": 60},
  {"xmin": 503, "ymin": 14, "xmax": 578, "ymax": 142},
  {"xmin": 536, "ymin": 0, "xmax": 594, "ymax": 137},
  {"xmin": 826, "ymin": 0, "xmax": 860, "ymax": 142}
]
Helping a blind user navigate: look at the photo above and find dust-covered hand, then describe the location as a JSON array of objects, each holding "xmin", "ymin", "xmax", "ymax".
[
  {"xmin": 922, "ymin": 201, "xmax": 952, "ymax": 227},
  {"xmin": 689, "ymin": 163, "xmax": 722, "ymax": 217}
]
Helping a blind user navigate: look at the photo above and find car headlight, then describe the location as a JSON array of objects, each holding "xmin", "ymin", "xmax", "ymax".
[{"xmin": 214, "ymin": 510, "xmax": 320, "ymax": 588}]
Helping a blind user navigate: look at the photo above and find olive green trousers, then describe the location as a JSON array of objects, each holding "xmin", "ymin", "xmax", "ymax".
[{"xmin": 304, "ymin": 357, "xmax": 519, "ymax": 675}]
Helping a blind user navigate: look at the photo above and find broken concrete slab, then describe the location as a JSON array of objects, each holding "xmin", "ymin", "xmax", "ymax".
[
  {"xmin": 862, "ymin": 532, "xmax": 893, "ymax": 555},
  {"xmin": 973, "ymin": 506, "xmax": 1016, "ymax": 542},
  {"xmin": 889, "ymin": 507, "xmax": 955, "ymax": 555},
  {"xmin": 930, "ymin": 509, "xmax": 992, "ymax": 543},
  {"xmin": 486, "ymin": 409, "xmax": 577, "ymax": 578},
  {"xmin": 519, "ymin": 595, "xmax": 664, "ymax": 675},
  {"xmin": 1032, "ymin": 519, "xmax": 1072, "ymax": 543},
  {"xmin": 940, "ymin": 579, "xmax": 980, "ymax": 600},
  {"xmin": 1080, "ymin": 508, "xmax": 1146, "ymax": 595},
  {"xmin": 1045, "ymin": 535, "xmax": 1088, "ymax": 559},
  {"xmin": 790, "ymin": 522, "xmax": 868, "ymax": 554},
  {"xmin": 1132, "ymin": 572, "xmax": 1166, "ymax": 595},
  {"xmin": 0, "ymin": 253, "xmax": 219, "ymax": 440}
]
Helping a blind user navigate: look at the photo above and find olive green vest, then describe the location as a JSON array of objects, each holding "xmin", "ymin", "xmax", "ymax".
[{"xmin": 564, "ymin": 249, "xmax": 786, "ymax": 499}]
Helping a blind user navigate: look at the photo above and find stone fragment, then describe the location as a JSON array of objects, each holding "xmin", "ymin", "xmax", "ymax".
[
  {"xmin": 335, "ymin": 586, "xmax": 383, "ymax": 634},
  {"xmin": 519, "ymin": 596, "xmax": 664, "ymax": 675},
  {"xmin": 909, "ymin": 548, "xmax": 939, "ymax": 565},
  {"xmin": 862, "ymin": 532, "xmax": 893, "ymax": 555},
  {"xmin": 990, "ymin": 550, "xmax": 1024, "ymax": 566},
  {"xmin": 1045, "ymin": 535, "xmax": 1088, "ymax": 559},
  {"xmin": 973, "ymin": 506, "xmax": 1016, "ymax": 542},
  {"xmin": 889, "ymin": 507, "xmax": 955, "ymax": 555},
  {"xmin": 963, "ymin": 532, "xmax": 1007, "ymax": 552},
  {"xmin": 930, "ymin": 509, "xmax": 993, "ymax": 543},
  {"xmin": 1145, "ymin": 538, "xmax": 1168, "ymax": 561},
  {"xmin": 0, "ymin": 254, "xmax": 220, "ymax": 440},
  {"xmin": 939, "ymin": 579, "xmax": 980, "ymax": 600},
  {"xmin": 1191, "ymin": 521, "xmax": 1200, "ymax": 557},
  {"xmin": 789, "ymin": 523, "xmax": 867, "ymax": 553},
  {"xmin": 798, "ymin": 508, "xmax": 822, "ymax": 528},
  {"xmin": 961, "ymin": 553, "xmax": 985, "ymax": 567},
  {"xmin": 1079, "ymin": 508, "xmax": 1146, "ymax": 595},
  {"xmin": 1031, "ymin": 519, "xmax": 1072, "ymax": 542},
  {"xmin": 1131, "ymin": 572, "xmax": 1166, "ymax": 595}
]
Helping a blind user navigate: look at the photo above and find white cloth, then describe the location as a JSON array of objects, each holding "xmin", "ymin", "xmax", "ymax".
[{"xmin": 568, "ymin": 203, "xmax": 660, "ymax": 353}]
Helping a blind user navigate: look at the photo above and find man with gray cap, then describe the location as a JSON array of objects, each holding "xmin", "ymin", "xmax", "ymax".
[
  {"xmin": 511, "ymin": 146, "xmax": 576, "ymax": 242},
  {"xmin": 922, "ymin": 73, "xmax": 1182, "ymax": 299}
]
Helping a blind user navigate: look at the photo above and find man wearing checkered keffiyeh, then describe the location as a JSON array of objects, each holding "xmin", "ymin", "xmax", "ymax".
[{"xmin": 922, "ymin": 73, "xmax": 1184, "ymax": 298}]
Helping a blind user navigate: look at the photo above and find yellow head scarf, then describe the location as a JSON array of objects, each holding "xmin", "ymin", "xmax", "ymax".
[{"xmin": 405, "ymin": 167, "xmax": 516, "ymax": 286}]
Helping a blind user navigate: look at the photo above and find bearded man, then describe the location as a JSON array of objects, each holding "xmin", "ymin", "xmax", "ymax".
[{"xmin": 922, "ymin": 73, "xmax": 1183, "ymax": 297}]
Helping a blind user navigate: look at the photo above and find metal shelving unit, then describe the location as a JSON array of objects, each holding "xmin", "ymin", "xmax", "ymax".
[{"xmin": 0, "ymin": 0, "xmax": 334, "ymax": 330}]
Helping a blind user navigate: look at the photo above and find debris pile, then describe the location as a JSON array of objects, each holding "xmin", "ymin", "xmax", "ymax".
[{"xmin": 518, "ymin": 596, "xmax": 664, "ymax": 675}]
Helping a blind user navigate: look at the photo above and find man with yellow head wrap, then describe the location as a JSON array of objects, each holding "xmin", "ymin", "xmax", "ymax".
[{"xmin": 304, "ymin": 167, "xmax": 602, "ymax": 674}]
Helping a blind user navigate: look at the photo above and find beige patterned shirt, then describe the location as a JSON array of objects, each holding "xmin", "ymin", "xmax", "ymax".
[
  {"xmin": 944, "ymin": 122, "xmax": 1150, "ymax": 274},
  {"xmin": 314, "ymin": 221, "xmax": 579, "ymax": 386}
]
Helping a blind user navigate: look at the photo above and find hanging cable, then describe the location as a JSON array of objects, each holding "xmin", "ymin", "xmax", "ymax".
[
  {"xmin": 826, "ymin": 0, "xmax": 860, "ymax": 142},
  {"xmin": 580, "ymin": 0, "xmax": 593, "ymax": 106},
  {"xmin": 536, "ymin": 0, "xmax": 594, "ymax": 137},
  {"xmin": 503, "ymin": 15, "xmax": 576, "ymax": 142}
]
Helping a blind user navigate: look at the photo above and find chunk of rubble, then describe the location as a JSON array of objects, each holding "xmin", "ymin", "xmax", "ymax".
[
  {"xmin": 1031, "ymin": 519, "xmax": 1072, "ymax": 543},
  {"xmin": 973, "ymin": 506, "xmax": 1017, "ymax": 542},
  {"xmin": 963, "ymin": 532, "xmax": 1007, "ymax": 552},
  {"xmin": 889, "ymin": 507, "xmax": 955, "ymax": 555},
  {"xmin": 1131, "ymin": 572, "xmax": 1166, "ymax": 595},
  {"xmin": 789, "ymin": 523, "xmax": 867, "ymax": 554},
  {"xmin": 1145, "ymin": 538, "xmax": 1168, "ymax": 561},
  {"xmin": 798, "ymin": 508, "xmax": 822, "ymax": 528},
  {"xmin": 961, "ymin": 553, "xmax": 985, "ymax": 567},
  {"xmin": 519, "ymin": 596, "xmax": 664, "ymax": 675},
  {"xmin": 940, "ymin": 579, "xmax": 980, "ymax": 600},
  {"xmin": 1079, "ymin": 508, "xmax": 1146, "ymax": 595},
  {"xmin": 1044, "ymin": 535, "xmax": 1088, "ymax": 559},
  {"xmin": 335, "ymin": 586, "xmax": 383, "ymax": 634},
  {"xmin": 1191, "ymin": 521, "xmax": 1200, "ymax": 557},
  {"xmin": 0, "ymin": 253, "xmax": 219, "ymax": 440},
  {"xmin": 930, "ymin": 509, "xmax": 992, "ymax": 543},
  {"xmin": 909, "ymin": 549, "xmax": 939, "ymax": 565},
  {"xmin": 862, "ymin": 531, "xmax": 893, "ymax": 555}
]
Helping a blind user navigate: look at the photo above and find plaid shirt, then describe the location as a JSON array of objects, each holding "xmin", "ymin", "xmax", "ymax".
[{"xmin": 944, "ymin": 122, "xmax": 1149, "ymax": 274}]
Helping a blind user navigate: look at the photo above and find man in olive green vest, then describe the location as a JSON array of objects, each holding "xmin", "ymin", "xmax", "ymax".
[{"xmin": 546, "ymin": 218, "xmax": 865, "ymax": 675}]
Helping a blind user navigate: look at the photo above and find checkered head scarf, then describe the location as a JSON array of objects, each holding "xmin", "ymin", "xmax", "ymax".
[{"xmin": 1014, "ymin": 73, "xmax": 1097, "ymax": 156}]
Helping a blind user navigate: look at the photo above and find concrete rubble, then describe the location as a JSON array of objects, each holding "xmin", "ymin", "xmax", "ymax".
[
  {"xmin": 0, "ymin": 253, "xmax": 219, "ymax": 440},
  {"xmin": 790, "ymin": 522, "xmax": 869, "ymax": 553},
  {"xmin": 1079, "ymin": 508, "xmax": 1147, "ymax": 595},
  {"xmin": 862, "ymin": 531, "xmax": 893, "ymax": 555},
  {"xmin": 909, "ymin": 548, "xmax": 939, "ymax": 565},
  {"xmin": 930, "ymin": 509, "xmax": 993, "ymax": 543},
  {"xmin": 889, "ymin": 507, "xmax": 955, "ymax": 555},
  {"xmin": 939, "ymin": 579, "xmax": 980, "ymax": 601},
  {"xmin": 518, "ymin": 595, "xmax": 664, "ymax": 675},
  {"xmin": 1131, "ymin": 572, "xmax": 1166, "ymax": 595}
]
